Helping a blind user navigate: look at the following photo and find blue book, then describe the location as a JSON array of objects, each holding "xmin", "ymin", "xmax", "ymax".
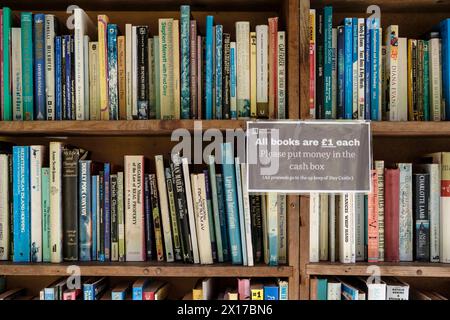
[
  {"xmin": 83, "ymin": 277, "xmax": 107, "ymax": 300},
  {"xmin": 317, "ymin": 278, "xmax": 328, "ymax": 300},
  {"xmin": 79, "ymin": 160, "xmax": 92, "ymax": 261},
  {"xmin": 33, "ymin": 14, "xmax": 46, "ymax": 120},
  {"xmin": 370, "ymin": 19, "xmax": 380, "ymax": 120},
  {"xmin": 54, "ymin": 36, "xmax": 63, "ymax": 120},
  {"xmin": 323, "ymin": 6, "xmax": 333, "ymax": 118},
  {"xmin": 216, "ymin": 174, "xmax": 230, "ymax": 262},
  {"xmin": 132, "ymin": 279, "xmax": 150, "ymax": 300},
  {"xmin": 44, "ymin": 287, "xmax": 56, "ymax": 301},
  {"xmin": 263, "ymin": 284, "xmax": 279, "ymax": 300},
  {"xmin": 107, "ymin": 24, "xmax": 119, "ymax": 120},
  {"xmin": 364, "ymin": 19, "xmax": 372, "ymax": 120},
  {"xmin": 91, "ymin": 175, "xmax": 98, "ymax": 261},
  {"xmin": 341, "ymin": 281, "xmax": 359, "ymax": 300},
  {"xmin": 352, "ymin": 17, "xmax": 358, "ymax": 119},
  {"xmin": 234, "ymin": 159, "xmax": 247, "ymax": 266},
  {"xmin": 336, "ymin": 26, "xmax": 345, "ymax": 119},
  {"xmin": 104, "ymin": 163, "xmax": 111, "ymax": 261},
  {"xmin": 343, "ymin": 18, "xmax": 353, "ymax": 119},
  {"xmin": 64, "ymin": 35, "xmax": 73, "ymax": 120},
  {"xmin": 230, "ymin": 43, "xmax": 237, "ymax": 119},
  {"xmin": 440, "ymin": 19, "xmax": 450, "ymax": 120},
  {"xmin": 98, "ymin": 171, "xmax": 105, "ymax": 261},
  {"xmin": 205, "ymin": 15, "xmax": 214, "ymax": 119},
  {"xmin": 180, "ymin": 5, "xmax": 191, "ymax": 119},
  {"xmin": 215, "ymin": 25, "xmax": 223, "ymax": 119},
  {"xmin": 21, "ymin": 13, "xmax": 34, "ymax": 120},
  {"xmin": 13, "ymin": 146, "xmax": 30, "ymax": 262},
  {"xmin": 221, "ymin": 143, "xmax": 242, "ymax": 265}
]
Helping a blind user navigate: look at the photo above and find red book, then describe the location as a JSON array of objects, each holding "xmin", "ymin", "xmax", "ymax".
[
  {"xmin": 368, "ymin": 170, "xmax": 379, "ymax": 262},
  {"xmin": 384, "ymin": 168, "xmax": 400, "ymax": 262},
  {"xmin": 309, "ymin": 10, "xmax": 316, "ymax": 118},
  {"xmin": 190, "ymin": 20, "xmax": 197, "ymax": 119},
  {"xmin": 238, "ymin": 278, "xmax": 250, "ymax": 300},
  {"xmin": 268, "ymin": 17, "xmax": 278, "ymax": 119}
]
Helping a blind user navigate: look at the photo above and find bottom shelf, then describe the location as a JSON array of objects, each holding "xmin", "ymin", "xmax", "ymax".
[
  {"xmin": 0, "ymin": 262, "xmax": 292, "ymax": 277},
  {"xmin": 306, "ymin": 262, "xmax": 450, "ymax": 278}
]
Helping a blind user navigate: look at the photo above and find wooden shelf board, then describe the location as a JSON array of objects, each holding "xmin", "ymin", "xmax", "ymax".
[
  {"xmin": 371, "ymin": 122, "xmax": 450, "ymax": 137},
  {"xmin": 0, "ymin": 262, "xmax": 292, "ymax": 277},
  {"xmin": 311, "ymin": 0, "xmax": 450, "ymax": 13},
  {"xmin": 306, "ymin": 262, "xmax": 450, "ymax": 277}
]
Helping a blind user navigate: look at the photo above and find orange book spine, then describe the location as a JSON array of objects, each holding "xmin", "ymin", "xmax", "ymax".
[{"xmin": 268, "ymin": 17, "xmax": 278, "ymax": 119}]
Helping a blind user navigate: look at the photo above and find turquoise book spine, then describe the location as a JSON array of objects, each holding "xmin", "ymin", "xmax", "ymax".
[{"xmin": 21, "ymin": 12, "xmax": 34, "ymax": 120}]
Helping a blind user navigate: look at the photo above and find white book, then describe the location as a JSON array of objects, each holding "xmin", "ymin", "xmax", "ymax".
[
  {"xmin": 0, "ymin": 155, "xmax": 9, "ymax": 260},
  {"xmin": 277, "ymin": 31, "xmax": 286, "ymax": 119},
  {"xmin": 83, "ymin": 35, "xmax": 90, "ymax": 119},
  {"xmin": 385, "ymin": 25, "xmax": 399, "ymax": 121},
  {"xmin": 132, "ymin": 26, "xmax": 138, "ymax": 119},
  {"xmin": 256, "ymin": 25, "xmax": 268, "ymax": 118},
  {"xmin": 429, "ymin": 37, "xmax": 442, "ymax": 121},
  {"xmin": 124, "ymin": 156, "xmax": 145, "ymax": 261},
  {"xmin": 397, "ymin": 37, "xmax": 408, "ymax": 121},
  {"xmin": 327, "ymin": 280, "xmax": 342, "ymax": 300},
  {"xmin": 399, "ymin": 163, "xmax": 413, "ymax": 262},
  {"xmin": 278, "ymin": 194, "xmax": 287, "ymax": 264},
  {"xmin": 266, "ymin": 193, "xmax": 279, "ymax": 265},
  {"xmin": 385, "ymin": 277, "xmax": 409, "ymax": 300},
  {"xmin": 309, "ymin": 193, "xmax": 320, "ymax": 263},
  {"xmin": 49, "ymin": 142, "xmax": 63, "ymax": 263},
  {"xmin": 328, "ymin": 193, "xmax": 336, "ymax": 262},
  {"xmin": 192, "ymin": 174, "xmax": 213, "ymax": 264},
  {"xmin": 44, "ymin": 15, "xmax": 56, "ymax": 120},
  {"xmin": 30, "ymin": 146, "xmax": 44, "ymax": 262},
  {"xmin": 230, "ymin": 41, "xmax": 237, "ymax": 116},
  {"xmin": 125, "ymin": 24, "xmax": 133, "ymax": 120},
  {"xmin": 234, "ymin": 157, "xmax": 248, "ymax": 265},
  {"xmin": 154, "ymin": 155, "xmax": 175, "ymax": 262},
  {"xmin": 11, "ymin": 28, "xmax": 23, "ymax": 121},
  {"xmin": 173, "ymin": 20, "xmax": 181, "ymax": 119},
  {"xmin": 331, "ymin": 28, "xmax": 337, "ymax": 119},
  {"xmin": 236, "ymin": 21, "xmax": 250, "ymax": 119},
  {"xmin": 319, "ymin": 194, "xmax": 328, "ymax": 261},
  {"xmin": 355, "ymin": 194, "xmax": 365, "ymax": 261},
  {"xmin": 74, "ymin": 8, "xmax": 96, "ymax": 120},
  {"xmin": 350, "ymin": 193, "xmax": 356, "ymax": 263},
  {"xmin": 339, "ymin": 193, "xmax": 354, "ymax": 263},
  {"xmin": 364, "ymin": 278, "xmax": 386, "ymax": 300},
  {"xmin": 357, "ymin": 18, "xmax": 365, "ymax": 119},
  {"xmin": 202, "ymin": 278, "xmax": 214, "ymax": 300},
  {"xmin": 88, "ymin": 42, "xmax": 100, "ymax": 120},
  {"xmin": 240, "ymin": 163, "xmax": 254, "ymax": 266},
  {"xmin": 182, "ymin": 158, "xmax": 200, "ymax": 264}
]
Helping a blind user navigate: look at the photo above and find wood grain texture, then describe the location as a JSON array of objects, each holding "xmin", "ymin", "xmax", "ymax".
[
  {"xmin": 287, "ymin": 194, "xmax": 300, "ymax": 299},
  {"xmin": 306, "ymin": 262, "xmax": 450, "ymax": 277},
  {"xmin": 285, "ymin": 0, "xmax": 300, "ymax": 119},
  {"xmin": 0, "ymin": 262, "xmax": 293, "ymax": 277},
  {"xmin": 299, "ymin": 0, "xmax": 311, "ymax": 119},
  {"xmin": 299, "ymin": 196, "xmax": 310, "ymax": 299},
  {"xmin": 311, "ymin": 0, "xmax": 450, "ymax": 13}
]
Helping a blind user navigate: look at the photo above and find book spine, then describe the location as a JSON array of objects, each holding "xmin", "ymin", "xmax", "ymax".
[
  {"xmin": 137, "ymin": 26, "xmax": 149, "ymax": 119},
  {"xmin": 256, "ymin": 25, "xmax": 269, "ymax": 119},
  {"xmin": 309, "ymin": 193, "xmax": 319, "ymax": 263},
  {"xmin": 234, "ymin": 159, "xmax": 247, "ymax": 265},
  {"xmin": 30, "ymin": 146, "xmax": 44, "ymax": 262},
  {"xmin": 343, "ymin": 18, "xmax": 353, "ymax": 119},
  {"xmin": 331, "ymin": 28, "xmax": 337, "ymax": 119},
  {"xmin": 266, "ymin": 193, "xmax": 279, "ymax": 266},
  {"xmin": 197, "ymin": 36, "xmax": 203, "ymax": 119},
  {"xmin": 165, "ymin": 167, "xmax": 182, "ymax": 261},
  {"xmin": 250, "ymin": 31, "xmax": 257, "ymax": 118},
  {"xmin": 370, "ymin": 21, "xmax": 380, "ymax": 120},
  {"xmin": 63, "ymin": 35, "xmax": 72, "ymax": 120},
  {"xmin": 180, "ymin": 5, "xmax": 191, "ymax": 119},
  {"xmin": 221, "ymin": 143, "xmax": 243, "ymax": 264},
  {"xmin": 110, "ymin": 174, "xmax": 118, "ymax": 261},
  {"xmin": 62, "ymin": 149, "xmax": 80, "ymax": 261},
  {"xmin": 143, "ymin": 174, "xmax": 153, "ymax": 260},
  {"xmin": 319, "ymin": 194, "xmax": 328, "ymax": 261},
  {"xmin": 364, "ymin": 19, "xmax": 371, "ymax": 119},
  {"xmin": 339, "ymin": 193, "xmax": 353, "ymax": 263},
  {"xmin": 427, "ymin": 164, "xmax": 440, "ymax": 262},
  {"xmin": 204, "ymin": 16, "xmax": 214, "ymax": 119},
  {"xmin": 2, "ymin": 8, "xmax": 12, "ymax": 120},
  {"xmin": 149, "ymin": 174, "xmax": 164, "ymax": 262},
  {"xmin": 99, "ymin": 171, "xmax": 105, "ymax": 260},
  {"xmin": 204, "ymin": 170, "xmax": 217, "ymax": 261},
  {"xmin": 83, "ymin": 36, "xmax": 90, "ymax": 120},
  {"xmin": 323, "ymin": 7, "xmax": 333, "ymax": 118},
  {"xmin": 375, "ymin": 160, "xmax": 385, "ymax": 262},
  {"xmin": 124, "ymin": 156, "xmax": 145, "ymax": 261},
  {"xmin": 21, "ymin": 13, "xmax": 34, "ymax": 120},
  {"xmin": 309, "ymin": 10, "xmax": 316, "ymax": 118},
  {"xmin": 88, "ymin": 42, "xmax": 100, "ymax": 120},
  {"xmin": 408, "ymin": 39, "xmax": 418, "ymax": 120},
  {"xmin": 92, "ymin": 175, "xmax": 98, "ymax": 260},
  {"xmin": 398, "ymin": 38, "xmax": 408, "ymax": 121},
  {"xmin": 236, "ymin": 21, "xmax": 251, "ymax": 119},
  {"xmin": 118, "ymin": 36, "xmax": 127, "ymax": 120},
  {"xmin": 41, "ymin": 168, "xmax": 50, "ymax": 262},
  {"xmin": 147, "ymin": 38, "xmax": 155, "ymax": 119},
  {"xmin": 117, "ymin": 172, "xmax": 125, "ymax": 261},
  {"xmin": 268, "ymin": 17, "xmax": 278, "ymax": 119},
  {"xmin": 355, "ymin": 194, "xmax": 365, "ymax": 261},
  {"xmin": 215, "ymin": 25, "xmax": 223, "ymax": 119},
  {"xmin": 352, "ymin": 18, "xmax": 358, "ymax": 119},
  {"xmin": 423, "ymin": 41, "xmax": 430, "ymax": 121},
  {"xmin": 384, "ymin": 168, "xmax": 400, "ymax": 262},
  {"xmin": 440, "ymin": 153, "xmax": 450, "ymax": 263},
  {"xmin": 315, "ymin": 10, "xmax": 324, "ymax": 119},
  {"xmin": 413, "ymin": 173, "xmax": 430, "ymax": 261},
  {"xmin": 429, "ymin": 38, "xmax": 442, "ymax": 121},
  {"xmin": 230, "ymin": 42, "xmax": 237, "ymax": 119},
  {"xmin": 98, "ymin": 15, "xmax": 109, "ymax": 120},
  {"xmin": 277, "ymin": 32, "xmax": 286, "ymax": 119},
  {"xmin": 440, "ymin": 19, "xmax": 450, "ymax": 119},
  {"xmin": 173, "ymin": 20, "xmax": 180, "ymax": 120},
  {"xmin": 357, "ymin": 18, "xmax": 365, "ymax": 119},
  {"xmin": 107, "ymin": 24, "xmax": 119, "ymax": 120},
  {"xmin": 249, "ymin": 195, "xmax": 262, "ymax": 262},
  {"xmin": 190, "ymin": 21, "xmax": 198, "ymax": 119},
  {"xmin": 13, "ymin": 146, "xmax": 30, "ymax": 262},
  {"xmin": 79, "ymin": 160, "xmax": 92, "ymax": 261},
  {"xmin": 328, "ymin": 193, "xmax": 336, "ymax": 262},
  {"xmin": 0, "ymin": 156, "xmax": 10, "ymax": 260},
  {"xmin": 208, "ymin": 157, "xmax": 224, "ymax": 262},
  {"xmin": 154, "ymin": 36, "xmax": 161, "ymax": 119},
  {"xmin": 45, "ymin": 15, "xmax": 56, "ymax": 120},
  {"xmin": 399, "ymin": 163, "xmax": 413, "ymax": 262},
  {"xmin": 193, "ymin": 174, "xmax": 213, "ymax": 264},
  {"xmin": 12, "ymin": 28, "xmax": 23, "ymax": 121},
  {"xmin": 216, "ymin": 174, "xmax": 230, "ymax": 261},
  {"xmin": 103, "ymin": 163, "xmax": 111, "ymax": 261},
  {"xmin": 417, "ymin": 40, "xmax": 424, "ymax": 120},
  {"xmin": 159, "ymin": 19, "xmax": 175, "ymax": 119},
  {"xmin": 49, "ymin": 142, "xmax": 63, "ymax": 262},
  {"xmin": 336, "ymin": 26, "xmax": 344, "ymax": 119},
  {"xmin": 125, "ymin": 24, "xmax": 133, "ymax": 119}
]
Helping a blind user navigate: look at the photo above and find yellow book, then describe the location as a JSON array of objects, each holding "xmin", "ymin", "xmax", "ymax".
[
  {"xmin": 227, "ymin": 292, "xmax": 239, "ymax": 300},
  {"xmin": 407, "ymin": 39, "xmax": 417, "ymax": 120},
  {"xmin": 251, "ymin": 283, "xmax": 264, "ymax": 300},
  {"xmin": 118, "ymin": 35, "xmax": 126, "ymax": 120},
  {"xmin": 159, "ymin": 18, "xmax": 175, "ymax": 119},
  {"xmin": 89, "ymin": 42, "xmax": 100, "ymax": 120},
  {"xmin": 250, "ymin": 31, "xmax": 257, "ymax": 117},
  {"xmin": 192, "ymin": 281, "xmax": 203, "ymax": 300},
  {"xmin": 173, "ymin": 20, "xmax": 180, "ymax": 119},
  {"xmin": 98, "ymin": 14, "xmax": 109, "ymax": 120}
]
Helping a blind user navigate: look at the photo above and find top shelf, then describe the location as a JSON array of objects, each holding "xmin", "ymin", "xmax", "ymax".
[{"xmin": 1, "ymin": 120, "xmax": 450, "ymax": 137}]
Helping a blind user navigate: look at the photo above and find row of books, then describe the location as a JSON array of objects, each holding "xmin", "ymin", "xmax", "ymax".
[
  {"xmin": 0, "ymin": 5, "xmax": 286, "ymax": 121},
  {"xmin": 310, "ymin": 155, "xmax": 450, "ymax": 264},
  {"xmin": 309, "ymin": 7, "xmax": 450, "ymax": 121},
  {"xmin": 0, "ymin": 276, "xmax": 288, "ymax": 300},
  {"xmin": 0, "ymin": 141, "xmax": 287, "ymax": 266},
  {"xmin": 310, "ymin": 276, "xmax": 448, "ymax": 300}
]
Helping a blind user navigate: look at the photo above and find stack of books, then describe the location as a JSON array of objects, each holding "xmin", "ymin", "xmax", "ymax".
[
  {"xmin": 0, "ymin": 5, "xmax": 286, "ymax": 121},
  {"xmin": 310, "ymin": 6, "xmax": 450, "ymax": 121}
]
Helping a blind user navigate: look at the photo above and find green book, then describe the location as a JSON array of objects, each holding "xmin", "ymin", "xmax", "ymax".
[
  {"xmin": 208, "ymin": 155, "xmax": 224, "ymax": 262},
  {"xmin": 41, "ymin": 167, "xmax": 51, "ymax": 262},
  {"xmin": 21, "ymin": 12, "xmax": 34, "ymax": 120},
  {"xmin": 423, "ymin": 41, "xmax": 430, "ymax": 121},
  {"xmin": 2, "ymin": 7, "xmax": 13, "ymax": 120},
  {"xmin": 154, "ymin": 36, "xmax": 160, "ymax": 119},
  {"xmin": 317, "ymin": 278, "xmax": 328, "ymax": 300}
]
